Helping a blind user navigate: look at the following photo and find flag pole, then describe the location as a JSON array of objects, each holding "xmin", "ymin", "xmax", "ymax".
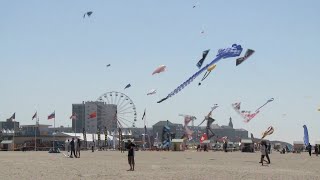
[
  {"xmin": 35, "ymin": 115, "xmax": 38, "ymax": 151},
  {"xmin": 13, "ymin": 118, "xmax": 15, "ymax": 151},
  {"xmin": 74, "ymin": 117, "xmax": 76, "ymax": 137},
  {"xmin": 53, "ymin": 111, "xmax": 55, "ymax": 150}
]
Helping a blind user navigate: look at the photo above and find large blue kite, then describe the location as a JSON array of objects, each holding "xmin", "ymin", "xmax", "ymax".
[{"xmin": 157, "ymin": 44, "xmax": 243, "ymax": 103}]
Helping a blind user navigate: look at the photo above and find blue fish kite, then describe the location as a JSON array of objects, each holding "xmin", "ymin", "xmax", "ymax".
[
  {"xmin": 157, "ymin": 44, "xmax": 243, "ymax": 103},
  {"xmin": 303, "ymin": 125, "xmax": 309, "ymax": 146}
]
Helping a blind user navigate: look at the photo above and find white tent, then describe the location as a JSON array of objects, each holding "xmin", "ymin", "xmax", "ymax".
[{"xmin": 61, "ymin": 133, "xmax": 118, "ymax": 142}]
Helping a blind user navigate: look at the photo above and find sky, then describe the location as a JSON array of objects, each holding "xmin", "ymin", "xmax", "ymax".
[{"xmin": 1, "ymin": 0, "xmax": 320, "ymax": 144}]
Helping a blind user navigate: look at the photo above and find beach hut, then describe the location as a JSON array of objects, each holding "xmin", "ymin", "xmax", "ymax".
[
  {"xmin": 293, "ymin": 141, "xmax": 304, "ymax": 153},
  {"xmin": 0, "ymin": 140, "xmax": 13, "ymax": 151},
  {"xmin": 171, "ymin": 139, "xmax": 184, "ymax": 151},
  {"xmin": 240, "ymin": 139, "xmax": 254, "ymax": 152}
]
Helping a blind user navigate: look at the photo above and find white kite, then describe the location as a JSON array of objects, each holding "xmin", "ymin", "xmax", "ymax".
[{"xmin": 147, "ymin": 89, "xmax": 157, "ymax": 95}]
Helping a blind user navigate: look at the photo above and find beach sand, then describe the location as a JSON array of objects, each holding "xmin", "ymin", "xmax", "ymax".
[{"xmin": 0, "ymin": 150, "xmax": 319, "ymax": 180}]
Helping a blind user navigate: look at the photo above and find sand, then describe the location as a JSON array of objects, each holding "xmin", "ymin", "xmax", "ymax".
[{"xmin": 0, "ymin": 150, "xmax": 319, "ymax": 180}]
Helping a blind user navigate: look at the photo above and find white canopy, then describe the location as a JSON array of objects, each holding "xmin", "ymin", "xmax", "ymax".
[{"xmin": 61, "ymin": 133, "xmax": 118, "ymax": 142}]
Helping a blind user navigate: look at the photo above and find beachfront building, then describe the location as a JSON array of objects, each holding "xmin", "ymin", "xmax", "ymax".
[
  {"xmin": 20, "ymin": 124, "xmax": 50, "ymax": 136},
  {"xmin": 72, "ymin": 101, "xmax": 117, "ymax": 133},
  {"xmin": 209, "ymin": 118, "xmax": 248, "ymax": 142},
  {"xmin": 48, "ymin": 126, "xmax": 73, "ymax": 134},
  {"xmin": 0, "ymin": 118, "xmax": 20, "ymax": 132}
]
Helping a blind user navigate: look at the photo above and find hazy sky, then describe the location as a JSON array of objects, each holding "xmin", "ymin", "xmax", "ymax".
[{"xmin": 1, "ymin": 1, "xmax": 319, "ymax": 144}]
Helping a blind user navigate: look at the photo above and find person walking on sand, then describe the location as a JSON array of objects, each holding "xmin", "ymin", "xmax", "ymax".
[
  {"xmin": 265, "ymin": 143, "xmax": 271, "ymax": 164},
  {"xmin": 70, "ymin": 138, "xmax": 77, "ymax": 158},
  {"xmin": 259, "ymin": 141, "xmax": 268, "ymax": 166},
  {"xmin": 315, "ymin": 144, "xmax": 318, "ymax": 156},
  {"xmin": 67, "ymin": 139, "xmax": 70, "ymax": 156},
  {"xmin": 307, "ymin": 143, "xmax": 312, "ymax": 156},
  {"xmin": 126, "ymin": 140, "xmax": 136, "ymax": 171},
  {"xmin": 76, "ymin": 138, "xmax": 81, "ymax": 158}
]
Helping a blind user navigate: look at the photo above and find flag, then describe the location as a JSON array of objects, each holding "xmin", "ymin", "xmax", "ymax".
[
  {"xmin": 142, "ymin": 109, "xmax": 146, "ymax": 120},
  {"xmin": 89, "ymin": 111, "xmax": 97, "ymax": 119},
  {"xmin": 8, "ymin": 113, "xmax": 15, "ymax": 121},
  {"xmin": 70, "ymin": 113, "xmax": 77, "ymax": 120},
  {"xmin": 48, "ymin": 111, "xmax": 55, "ymax": 120},
  {"xmin": 32, "ymin": 112, "xmax": 37, "ymax": 120}
]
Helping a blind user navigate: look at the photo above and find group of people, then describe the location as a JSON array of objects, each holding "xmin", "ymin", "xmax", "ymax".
[
  {"xmin": 66, "ymin": 138, "xmax": 81, "ymax": 158},
  {"xmin": 307, "ymin": 143, "xmax": 319, "ymax": 156}
]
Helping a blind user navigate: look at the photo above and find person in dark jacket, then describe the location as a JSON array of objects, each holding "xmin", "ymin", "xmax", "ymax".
[
  {"xmin": 76, "ymin": 138, "xmax": 81, "ymax": 158},
  {"xmin": 126, "ymin": 140, "xmax": 136, "ymax": 171},
  {"xmin": 70, "ymin": 138, "xmax": 77, "ymax": 158},
  {"xmin": 307, "ymin": 143, "xmax": 312, "ymax": 156}
]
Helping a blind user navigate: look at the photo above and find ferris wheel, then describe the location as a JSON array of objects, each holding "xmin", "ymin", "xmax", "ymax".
[{"xmin": 97, "ymin": 91, "xmax": 137, "ymax": 128}]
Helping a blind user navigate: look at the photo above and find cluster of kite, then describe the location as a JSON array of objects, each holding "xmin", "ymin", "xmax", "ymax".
[
  {"xmin": 232, "ymin": 98, "xmax": 274, "ymax": 123},
  {"xmin": 157, "ymin": 44, "xmax": 255, "ymax": 103},
  {"xmin": 145, "ymin": 65, "xmax": 167, "ymax": 95}
]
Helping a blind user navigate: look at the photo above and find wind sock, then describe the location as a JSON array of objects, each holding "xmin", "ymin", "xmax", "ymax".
[
  {"xmin": 261, "ymin": 126, "xmax": 274, "ymax": 139},
  {"xmin": 303, "ymin": 125, "xmax": 309, "ymax": 146}
]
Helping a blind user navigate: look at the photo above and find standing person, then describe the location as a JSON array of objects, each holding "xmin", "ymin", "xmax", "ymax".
[
  {"xmin": 307, "ymin": 143, "xmax": 312, "ymax": 156},
  {"xmin": 76, "ymin": 138, "xmax": 81, "ymax": 158},
  {"xmin": 259, "ymin": 141, "xmax": 267, "ymax": 166},
  {"xmin": 70, "ymin": 138, "xmax": 76, "ymax": 158},
  {"xmin": 223, "ymin": 142, "xmax": 228, "ymax": 152},
  {"xmin": 23, "ymin": 142, "xmax": 27, "ymax": 152},
  {"xmin": 265, "ymin": 143, "xmax": 271, "ymax": 164},
  {"xmin": 315, "ymin": 144, "xmax": 319, "ymax": 156},
  {"xmin": 67, "ymin": 139, "xmax": 70, "ymax": 156},
  {"xmin": 267, "ymin": 143, "xmax": 271, "ymax": 154},
  {"xmin": 126, "ymin": 140, "xmax": 136, "ymax": 171},
  {"xmin": 91, "ymin": 141, "xmax": 95, "ymax": 152}
]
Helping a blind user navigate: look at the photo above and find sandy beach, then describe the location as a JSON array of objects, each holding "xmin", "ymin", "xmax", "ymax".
[{"xmin": 0, "ymin": 151, "xmax": 319, "ymax": 180}]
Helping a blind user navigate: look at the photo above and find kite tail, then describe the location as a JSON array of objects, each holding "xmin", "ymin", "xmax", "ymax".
[{"xmin": 255, "ymin": 98, "xmax": 274, "ymax": 112}]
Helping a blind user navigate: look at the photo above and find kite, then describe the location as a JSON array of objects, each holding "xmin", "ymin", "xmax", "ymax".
[
  {"xmin": 106, "ymin": 64, "xmax": 111, "ymax": 67},
  {"xmin": 83, "ymin": 11, "xmax": 93, "ymax": 18},
  {"xmin": 124, "ymin": 84, "xmax": 131, "ymax": 89},
  {"xmin": 147, "ymin": 89, "xmax": 157, "ymax": 95},
  {"xmin": 157, "ymin": 44, "xmax": 243, "ymax": 103},
  {"xmin": 152, "ymin": 65, "xmax": 166, "ymax": 75},
  {"xmin": 182, "ymin": 115, "xmax": 196, "ymax": 140},
  {"xmin": 261, "ymin": 126, "xmax": 274, "ymax": 139},
  {"xmin": 196, "ymin": 49, "xmax": 210, "ymax": 69},
  {"xmin": 303, "ymin": 125, "xmax": 309, "ymax": 146},
  {"xmin": 197, "ymin": 106, "xmax": 218, "ymax": 140},
  {"xmin": 198, "ymin": 64, "xmax": 217, "ymax": 86},
  {"xmin": 236, "ymin": 49, "xmax": 255, "ymax": 66},
  {"xmin": 198, "ymin": 104, "xmax": 219, "ymax": 126},
  {"xmin": 232, "ymin": 98, "xmax": 274, "ymax": 123}
]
